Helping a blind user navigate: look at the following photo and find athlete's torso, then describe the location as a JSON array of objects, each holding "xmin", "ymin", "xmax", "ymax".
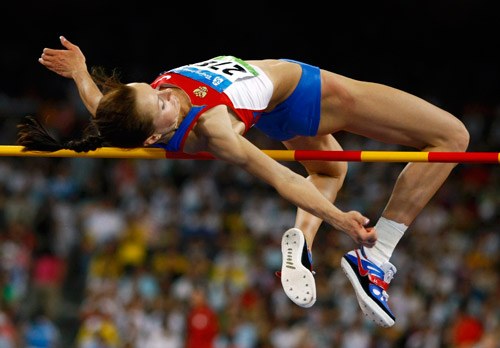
[
  {"xmin": 150, "ymin": 56, "xmax": 303, "ymax": 151},
  {"xmin": 152, "ymin": 56, "xmax": 274, "ymax": 124}
]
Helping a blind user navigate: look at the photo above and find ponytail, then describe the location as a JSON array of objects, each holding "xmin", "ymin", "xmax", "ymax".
[
  {"xmin": 17, "ymin": 115, "xmax": 104, "ymax": 153},
  {"xmin": 17, "ymin": 116, "xmax": 64, "ymax": 152}
]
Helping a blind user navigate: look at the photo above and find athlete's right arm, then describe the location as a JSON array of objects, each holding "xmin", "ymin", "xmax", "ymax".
[{"xmin": 39, "ymin": 36, "xmax": 102, "ymax": 117}]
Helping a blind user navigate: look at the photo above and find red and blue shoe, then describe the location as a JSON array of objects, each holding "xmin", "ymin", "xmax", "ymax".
[
  {"xmin": 340, "ymin": 247, "xmax": 397, "ymax": 327},
  {"xmin": 279, "ymin": 228, "xmax": 316, "ymax": 308}
]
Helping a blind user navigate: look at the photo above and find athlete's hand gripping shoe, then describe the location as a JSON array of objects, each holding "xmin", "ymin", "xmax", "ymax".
[
  {"xmin": 341, "ymin": 247, "xmax": 397, "ymax": 327},
  {"xmin": 280, "ymin": 228, "xmax": 316, "ymax": 308}
]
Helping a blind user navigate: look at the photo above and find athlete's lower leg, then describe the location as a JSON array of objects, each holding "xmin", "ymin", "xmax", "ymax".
[{"xmin": 294, "ymin": 173, "xmax": 343, "ymax": 248}]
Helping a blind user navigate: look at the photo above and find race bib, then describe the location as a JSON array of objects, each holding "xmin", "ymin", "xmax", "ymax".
[{"xmin": 170, "ymin": 56, "xmax": 259, "ymax": 93}]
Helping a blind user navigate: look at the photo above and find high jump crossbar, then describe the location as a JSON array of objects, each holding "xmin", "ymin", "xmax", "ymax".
[{"xmin": 0, "ymin": 146, "xmax": 499, "ymax": 163}]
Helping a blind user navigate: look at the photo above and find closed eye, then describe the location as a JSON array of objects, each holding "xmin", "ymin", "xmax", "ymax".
[{"xmin": 158, "ymin": 96, "xmax": 166, "ymax": 110}]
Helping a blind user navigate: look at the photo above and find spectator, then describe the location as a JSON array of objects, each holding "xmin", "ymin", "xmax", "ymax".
[
  {"xmin": 22, "ymin": 308, "xmax": 61, "ymax": 348},
  {"xmin": 185, "ymin": 286, "xmax": 219, "ymax": 348}
]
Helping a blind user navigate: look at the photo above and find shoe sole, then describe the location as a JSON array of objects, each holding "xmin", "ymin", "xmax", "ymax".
[
  {"xmin": 280, "ymin": 228, "xmax": 316, "ymax": 308},
  {"xmin": 340, "ymin": 257, "xmax": 395, "ymax": 328}
]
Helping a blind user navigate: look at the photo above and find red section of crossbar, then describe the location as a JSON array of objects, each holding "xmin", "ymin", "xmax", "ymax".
[
  {"xmin": 294, "ymin": 150, "xmax": 362, "ymax": 161},
  {"xmin": 164, "ymin": 151, "xmax": 215, "ymax": 160},
  {"xmin": 428, "ymin": 152, "xmax": 499, "ymax": 163}
]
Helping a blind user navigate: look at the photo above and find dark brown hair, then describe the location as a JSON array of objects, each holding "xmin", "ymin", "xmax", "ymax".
[{"xmin": 17, "ymin": 67, "xmax": 155, "ymax": 152}]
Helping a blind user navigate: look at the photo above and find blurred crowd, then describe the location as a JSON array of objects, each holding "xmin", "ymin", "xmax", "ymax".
[{"xmin": 0, "ymin": 85, "xmax": 499, "ymax": 348}]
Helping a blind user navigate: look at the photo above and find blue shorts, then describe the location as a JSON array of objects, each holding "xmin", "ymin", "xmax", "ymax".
[{"xmin": 254, "ymin": 59, "xmax": 321, "ymax": 141}]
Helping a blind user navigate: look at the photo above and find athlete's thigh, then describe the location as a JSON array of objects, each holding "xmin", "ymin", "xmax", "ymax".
[
  {"xmin": 319, "ymin": 71, "xmax": 464, "ymax": 149},
  {"xmin": 283, "ymin": 134, "xmax": 347, "ymax": 177}
]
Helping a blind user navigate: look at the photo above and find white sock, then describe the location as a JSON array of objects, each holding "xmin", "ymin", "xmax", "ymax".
[{"xmin": 364, "ymin": 217, "xmax": 407, "ymax": 266}]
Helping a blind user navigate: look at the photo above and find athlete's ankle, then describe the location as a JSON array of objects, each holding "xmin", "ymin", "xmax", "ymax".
[{"xmin": 364, "ymin": 217, "xmax": 407, "ymax": 266}]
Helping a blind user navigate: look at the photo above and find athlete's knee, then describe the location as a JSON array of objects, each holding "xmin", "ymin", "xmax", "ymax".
[
  {"xmin": 447, "ymin": 117, "xmax": 470, "ymax": 152},
  {"xmin": 327, "ymin": 160, "xmax": 348, "ymax": 182},
  {"xmin": 425, "ymin": 118, "xmax": 469, "ymax": 153},
  {"xmin": 316, "ymin": 161, "xmax": 348, "ymax": 187},
  {"xmin": 303, "ymin": 160, "xmax": 348, "ymax": 188},
  {"xmin": 337, "ymin": 161, "xmax": 348, "ymax": 183}
]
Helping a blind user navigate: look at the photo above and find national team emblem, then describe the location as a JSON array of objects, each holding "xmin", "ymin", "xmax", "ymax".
[{"xmin": 193, "ymin": 86, "xmax": 208, "ymax": 98}]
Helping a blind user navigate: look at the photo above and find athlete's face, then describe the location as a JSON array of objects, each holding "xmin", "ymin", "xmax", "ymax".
[{"xmin": 128, "ymin": 82, "xmax": 180, "ymax": 145}]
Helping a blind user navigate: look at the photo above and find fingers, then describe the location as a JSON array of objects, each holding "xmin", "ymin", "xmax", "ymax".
[
  {"xmin": 38, "ymin": 46, "xmax": 61, "ymax": 68},
  {"xmin": 38, "ymin": 54, "xmax": 67, "ymax": 76},
  {"xmin": 350, "ymin": 210, "xmax": 370, "ymax": 227},
  {"xmin": 359, "ymin": 227, "xmax": 377, "ymax": 248},
  {"xmin": 59, "ymin": 35, "xmax": 73, "ymax": 49},
  {"xmin": 38, "ymin": 50, "xmax": 57, "ymax": 67},
  {"xmin": 38, "ymin": 54, "xmax": 49, "ymax": 67},
  {"xmin": 38, "ymin": 43, "xmax": 68, "ymax": 68},
  {"xmin": 39, "ymin": 49, "xmax": 57, "ymax": 62},
  {"xmin": 60, "ymin": 35, "xmax": 82, "ymax": 54},
  {"xmin": 354, "ymin": 234, "xmax": 376, "ymax": 247},
  {"xmin": 347, "ymin": 213, "xmax": 377, "ymax": 247},
  {"xmin": 353, "ymin": 212, "xmax": 375, "ymax": 245},
  {"xmin": 38, "ymin": 36, "xmax": 76, "ymax": 61},
  {"xmin": 338, "ymin": 211, "xmax": 377, "ymax": 248},
  {"xmin": 351, "ymin": 214, "xmax": 375, "ymax": 246}
]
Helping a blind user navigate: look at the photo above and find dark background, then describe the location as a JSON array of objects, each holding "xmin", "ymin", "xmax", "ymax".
[
  {"xmin": 0, "ymin": 2, "xmax": 499, "ymax": 346},
  {"xmin": 1, "ymin": 0, "xmax": 499, "ymax": 115}
]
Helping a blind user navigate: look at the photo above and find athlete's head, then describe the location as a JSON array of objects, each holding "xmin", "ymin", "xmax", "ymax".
[
  {"xmin": 126, "ymin": 82, "xmax": 181, "ymax": 146},
  {"xmin": 17, "ymin": 68, "xmax": 180, "ymax": 152}
]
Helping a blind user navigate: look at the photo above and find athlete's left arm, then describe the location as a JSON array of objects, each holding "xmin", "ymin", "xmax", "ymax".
[{"xmin": 195, "ymin": 106, "xmax": 376, "ymax": 247}]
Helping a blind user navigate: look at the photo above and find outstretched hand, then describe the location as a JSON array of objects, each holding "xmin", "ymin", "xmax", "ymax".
[
  {"xmin": 335, "ymin": 211, "xmax": 377, "ymax": 248},
  {"xmin": 39, "ymin": 36, "xmax": 87, "ymax": 79}
]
